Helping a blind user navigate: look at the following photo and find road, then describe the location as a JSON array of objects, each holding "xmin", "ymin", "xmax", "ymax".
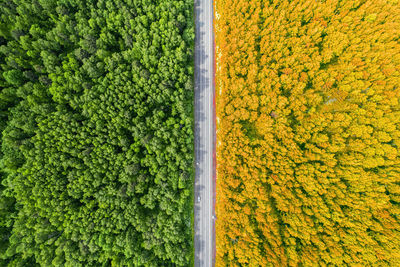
[{"xmin": 194, "ymin": 0, "xmax": 215, "ymax": 265}]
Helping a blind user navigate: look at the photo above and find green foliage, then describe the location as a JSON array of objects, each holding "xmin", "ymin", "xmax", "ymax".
[
  {"xmin": 0, "ymin": 0, "xmax": 194, "ymax": 266},
  {"xmin": 3, "ymin": 70, "xmax": 23, "ymax": 85}
]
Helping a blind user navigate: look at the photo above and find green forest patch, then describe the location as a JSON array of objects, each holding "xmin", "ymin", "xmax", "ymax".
[{"xmin": 0, "ymin": 0, "xmax": 195, "ymax": 266}]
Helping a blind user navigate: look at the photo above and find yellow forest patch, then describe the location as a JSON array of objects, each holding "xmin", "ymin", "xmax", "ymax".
[{"xmin": 215, "ymin": 0, "xmax": 400, "ymax": 266}]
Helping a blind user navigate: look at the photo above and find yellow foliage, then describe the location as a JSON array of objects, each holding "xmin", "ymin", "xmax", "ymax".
[{"xmin": 215, "ymin": 0, "xmax": 400, "ymax": 266}]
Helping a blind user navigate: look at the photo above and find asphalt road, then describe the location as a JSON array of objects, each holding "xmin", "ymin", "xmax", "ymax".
[{"xmin": 194, "ymin": 0, "xmax": 215, "ymax": 265}]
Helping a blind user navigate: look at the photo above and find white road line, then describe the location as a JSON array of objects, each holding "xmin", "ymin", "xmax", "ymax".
[{"xmin": 194, "ymin": 0, "xmax": 214, "ymax": 266}]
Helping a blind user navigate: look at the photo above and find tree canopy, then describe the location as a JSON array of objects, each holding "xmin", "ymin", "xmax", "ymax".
[
  {"xmin": 215, "ymin": 0, "xmax": 400, "ymax": 266},
  {"xmin": 0, "ymin": 0, "xmax": 194, "ymax": 266}
]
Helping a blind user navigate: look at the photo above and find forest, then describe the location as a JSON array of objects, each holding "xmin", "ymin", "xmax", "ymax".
[
  {"xmin": 0, "ymin": 0, "xmax": 194, "ymax": 266},
  {"xmin": 215, "ymin": 0, "xmax": 400, "ymax": 266}
]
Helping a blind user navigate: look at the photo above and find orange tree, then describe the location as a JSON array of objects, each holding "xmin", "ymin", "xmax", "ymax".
[{"xmin": 215, "ymin": 0, "xmax": 400, "ymax": 266}]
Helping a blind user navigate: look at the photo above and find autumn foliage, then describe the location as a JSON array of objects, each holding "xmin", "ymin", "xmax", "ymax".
[{"xmin": 215, "ymin": 0, "xmax": 400, "ymax": 266}]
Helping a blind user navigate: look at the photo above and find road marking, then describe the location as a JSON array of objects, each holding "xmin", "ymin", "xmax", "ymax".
[{"xmin": 194, "ymin": 0, "xmax": 215, "ymax": 266}]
